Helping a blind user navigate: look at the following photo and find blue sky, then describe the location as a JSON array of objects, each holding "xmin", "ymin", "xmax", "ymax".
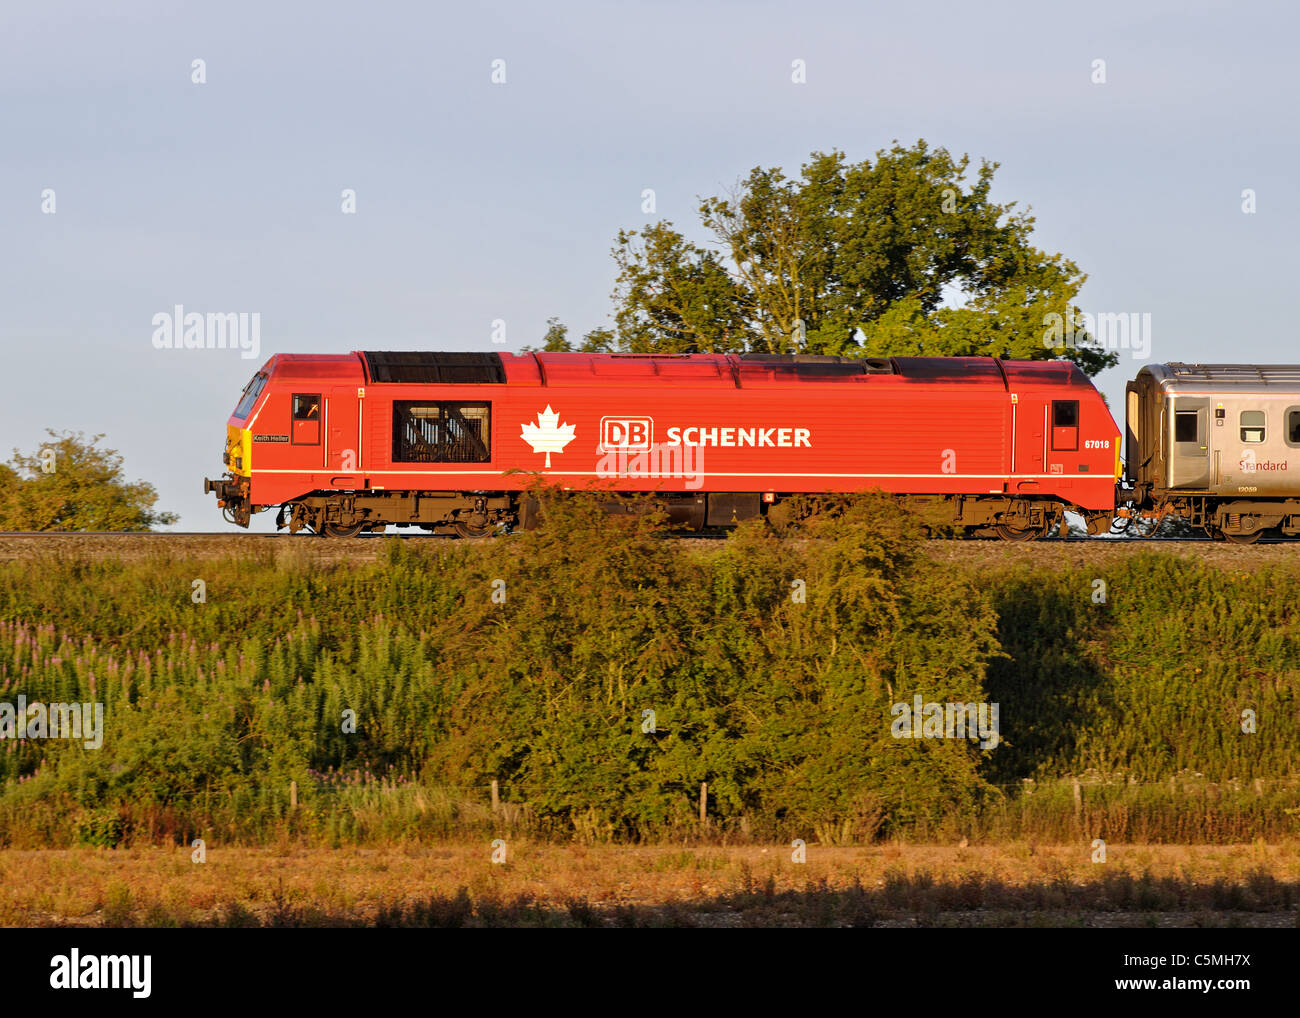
[{"xmin": 1, "ymin": 0, "xmax": 1294, "ymax": 529}]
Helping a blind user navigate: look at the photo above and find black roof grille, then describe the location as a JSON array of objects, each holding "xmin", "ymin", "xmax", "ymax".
[
  {"xmin": 362, "ymin": 351, "xmax": 506, "ymax": 384},
  {"xmin": 739, "ymin": 354, "xmax": 896, "ymax": 375}
]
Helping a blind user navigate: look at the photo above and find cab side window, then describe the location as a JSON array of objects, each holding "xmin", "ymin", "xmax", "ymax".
[
  {"xmin": 1051, "ymin": 400, "xmax": 1079, "ymax": 451},
  {"xmin": 291, "ymin": 393, "xmax": 322, "ymax": 445}
]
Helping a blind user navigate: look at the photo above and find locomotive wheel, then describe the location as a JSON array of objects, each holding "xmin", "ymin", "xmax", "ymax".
[
  {"xmin": 1220, "ymin": 528, "xmax": 1263, "ymax": 545},
  {"xmin": 318, "ymin": 522, "xmax": 365, "ymax": 538},
  {"xmin": 994, "ymin": 524, "xmax": 1042, "ymax": 542},
  {"xmin": 453, "ymin": 521, "xmax": 494, "ymax": 539}
]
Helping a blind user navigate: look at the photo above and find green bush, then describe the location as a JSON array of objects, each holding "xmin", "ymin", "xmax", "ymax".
[{"xmin": 0, "ymin": 492, "xmax": 1296, "ymax": 845}]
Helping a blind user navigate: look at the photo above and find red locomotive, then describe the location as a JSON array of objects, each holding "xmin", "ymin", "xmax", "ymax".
[{"xmin": 204, "ymin": 350, "xmax": 1122, "ymax": 539}]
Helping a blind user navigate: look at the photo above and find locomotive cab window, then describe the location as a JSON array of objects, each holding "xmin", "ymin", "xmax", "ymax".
[
  {"xmin": 393, "ymin": 401, "xmax": 491, "ymax": 463},
  {"xmin": 233, "ymin": 372, "xmax": 268, "ymax": 419},
  {"xmin": 1050, "ymin": 400, "xmax": 1079, "ymax": 451},
  {"xmin": 1240, "ymin": 410, "xmax": 1266, "ymax": 443},
  {"xmin": 291, "ymin": 393, "xmax": 321, "ymax": 445}
]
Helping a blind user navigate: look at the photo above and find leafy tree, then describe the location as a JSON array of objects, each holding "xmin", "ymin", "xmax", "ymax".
[
  {"xmin": 521, "ymin": 317, "xmax": 617, "ymax": 353},
  {"xmin": 578, "ymin": 326, "xmax": 616, "ymax": 353},
  {"xmin": 0, "ymin": 430, "xmax": 177, "ymax": 531},
  {"xmin": 609, "ymin": 141, "xmax": 1116, "ymax": 375},
  {"xmin": 538, "ymin": 316, "xmax": 571, "ymax": 351}
]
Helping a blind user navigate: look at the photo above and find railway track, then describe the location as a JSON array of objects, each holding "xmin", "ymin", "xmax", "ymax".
[
  {"xmin": 0, "ymin": 533, "xmax": 1289, "ymax": 540},
  {"xmin": 0, "ymin": 530, "xmax": 1295, "ymax": 544},
  {"xmin": 0, "ymin": 530, "xmax": 1233, "ymax": 542}
]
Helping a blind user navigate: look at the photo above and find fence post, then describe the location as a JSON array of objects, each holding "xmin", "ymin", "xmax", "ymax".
[
  {"xmin": 290, "ymin": 780, "xmax": 298, "ymax": 811},
  {"xmin": 1071, "ymin": 777, "xmax": 1082, "ymax": 829},
  {"xmin": 699, "ymin": 782, "xmax": 708, "ymax": 826}
]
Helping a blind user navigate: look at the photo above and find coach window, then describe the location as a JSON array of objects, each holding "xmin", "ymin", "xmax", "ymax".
[
  {"xmin": 393, "ymin": 401, "xmax": 491, "ymax": 462},
  {"xmin": 1286, "ymin": 408, "xmax": 1300, "ymax": 447},
  {"xmin": 1240, "ymin": 410, "xmax": 1266, "ymax": 443},
  {"xmin": 1174, "ymin": 411, "xmax": 1198, "ymax": 444},
  {"xmin": 291, "ymin": 393, "xmax": 321, "ymax": 445},
  {"xmin": 1050, "ymin": 400, "xmax": 1079, "ymax": 451}
]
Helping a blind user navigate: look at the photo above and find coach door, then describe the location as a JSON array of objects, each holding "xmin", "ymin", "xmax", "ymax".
[{"xmin": 1169, "ymin": 397, "xmax": 1211, "ymax": 489}]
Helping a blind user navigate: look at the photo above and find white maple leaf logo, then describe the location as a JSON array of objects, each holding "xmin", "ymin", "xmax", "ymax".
[{"xmin": 520, "ymin": 405, "xmax": 576, "ymax": 467}]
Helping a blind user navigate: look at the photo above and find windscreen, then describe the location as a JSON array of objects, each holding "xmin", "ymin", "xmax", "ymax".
[{"xmin": 232, "ymin": 372, "xmax": 268, "ymax": 419}]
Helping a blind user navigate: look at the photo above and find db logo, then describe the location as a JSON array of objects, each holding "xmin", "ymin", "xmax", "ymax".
[{"xmin": 600, "ymin": 416, "xmax": 653, "ymax": 451}]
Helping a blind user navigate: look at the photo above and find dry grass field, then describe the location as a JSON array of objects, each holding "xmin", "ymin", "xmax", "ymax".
[{"xmin": 4, "ymin": 841, "xmax": 1298, "ymax": 928}]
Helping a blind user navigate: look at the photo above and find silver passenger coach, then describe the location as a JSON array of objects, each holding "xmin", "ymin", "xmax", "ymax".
[{"xmin": 1126, "ymin": 363, "xmax": 1300, "ymax": 542}]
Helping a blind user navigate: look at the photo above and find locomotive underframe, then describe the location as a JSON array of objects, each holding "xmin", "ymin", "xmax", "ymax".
[
  {"xmin": 273, "ymin": 486, "xmax": 1300, "ymax": 542},
  {"xmin": 258, "ymin": 488, "xmax": 1100, "ymax": 541},
  {"xmin": 279, "ymin": 490, "xmax": 516, "ymax": 537}
]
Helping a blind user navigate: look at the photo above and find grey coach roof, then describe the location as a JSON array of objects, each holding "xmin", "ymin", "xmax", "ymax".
[{"xmin": 1140, "ymin": 363, "xmax": 1300, "ymax": 390}]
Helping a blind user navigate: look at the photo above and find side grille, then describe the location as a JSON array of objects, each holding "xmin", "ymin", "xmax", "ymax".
[{"xmin": 363, "ymin": 351, "xmax": 506, "ymax": 384}]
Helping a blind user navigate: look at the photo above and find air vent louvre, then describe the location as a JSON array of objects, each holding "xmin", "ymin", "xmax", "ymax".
[
  {"xmin": 362, "ymin": 351, "xmax": 506, "ymax": 384},
  {"xmin": 738, "ymin": 354, "xmax": 896, "ymax": 376}
]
